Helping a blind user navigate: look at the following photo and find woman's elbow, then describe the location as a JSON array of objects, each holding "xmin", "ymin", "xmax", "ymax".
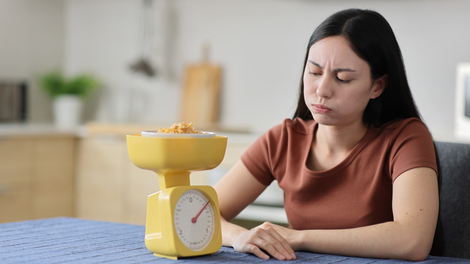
[
  {"xmin": 403, "ymin": 248, "xmax": 430, "ymax": 262},
  {"xmin": 398, "ymin": 235, "xmax": 433, "ymax": 261}
]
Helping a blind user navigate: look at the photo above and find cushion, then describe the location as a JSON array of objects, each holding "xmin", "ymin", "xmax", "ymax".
[{"xmin": 433, "ymin": 141, "xmax": 470, "ymax": 259}]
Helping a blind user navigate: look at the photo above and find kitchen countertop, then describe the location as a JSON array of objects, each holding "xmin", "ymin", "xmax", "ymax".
[
  {"xmin": 2, "ymin": 121, "xmax": 470, "ymax": 144},
  {"xmin": 82, "ymin": 122, "xmax": 261, "ymax": 144},
  {"xmin": 0, "ymin": 122, "xmax": 261, "ymax": 144},
  {"xmin": 0, "ymin": 123, "xmax": 85, "ymax": 137}
]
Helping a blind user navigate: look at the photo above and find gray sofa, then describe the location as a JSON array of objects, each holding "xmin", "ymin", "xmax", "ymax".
[{"xmin": 432, "ymin": 141, "xmax": 470, "ymax": 259}]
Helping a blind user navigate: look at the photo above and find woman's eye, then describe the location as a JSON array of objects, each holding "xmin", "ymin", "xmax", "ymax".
[
  {"xmin": 336, "ymin": 77, "xmax": 350, "ymax": 83},
  {"xmin": 309, "ymin": 71, "xmax": 321, "ymax": 76}
]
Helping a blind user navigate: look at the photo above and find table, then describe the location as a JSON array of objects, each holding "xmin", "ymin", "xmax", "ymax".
[{"xmin": 0, "ymin": 217, "xmax": 468, "ymax": 263}]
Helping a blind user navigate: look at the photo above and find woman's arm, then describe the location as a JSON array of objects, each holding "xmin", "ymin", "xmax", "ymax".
[
  {"xmin": 259, "ymin": 167, "xmax": 439, "ymax": 261},
  {"xmin": 213, "ymin": 160, "xmax": 297, "ymax": 260}
]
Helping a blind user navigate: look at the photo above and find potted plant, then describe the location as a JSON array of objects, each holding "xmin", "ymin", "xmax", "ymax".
[{"xmin": 38, "ymin": 71, "xmax": 101, "ymax": 128}]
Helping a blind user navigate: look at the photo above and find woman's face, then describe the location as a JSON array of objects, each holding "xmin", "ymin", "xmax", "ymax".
[{"xmin": 303, "ymin": 36, "xmax": 384, "ymax": 127}]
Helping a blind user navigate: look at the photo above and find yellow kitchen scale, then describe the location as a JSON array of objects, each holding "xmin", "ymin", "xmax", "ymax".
[{"xmin": 126, "ymin": 130, "xmax": 227, "ymax": 260}]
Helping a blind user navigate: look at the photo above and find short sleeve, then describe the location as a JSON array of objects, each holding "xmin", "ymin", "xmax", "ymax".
[
  {"xmin": 240, "ymin": 124, "xmax": 283, "ymax": 186},
  {"xmin": 389, "ymin": 119, "xmax": 438, "ymax": 182}
]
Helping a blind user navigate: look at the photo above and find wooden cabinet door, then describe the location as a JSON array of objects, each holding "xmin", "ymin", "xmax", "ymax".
[
  {"xmin": 0, "ymin": 138, "xmax": 32, "ymax": 223},
  {"xmin": 0, "ymin": 136, "xmax": 75, "ymax": 223},
  {"xmin": 123, "ymin": 159, "xmax": 158, "ymax": 225},
  {"xmin": 31, "ymin": 137, "xmax": 75, "ymax": 219},
  {"xmin": 75, "ymin": 137, "xmax": 126, "ymax": 222}
]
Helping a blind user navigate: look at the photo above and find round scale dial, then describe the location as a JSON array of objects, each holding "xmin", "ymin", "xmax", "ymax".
[{"xmin": 174, "ymin": 189, "xmax": 215, "ymax": 251}]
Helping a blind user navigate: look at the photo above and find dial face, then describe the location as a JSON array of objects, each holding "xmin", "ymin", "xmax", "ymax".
[{"xmin": 174, "ymin": 189, "xmax": 215, "ymax": 251}]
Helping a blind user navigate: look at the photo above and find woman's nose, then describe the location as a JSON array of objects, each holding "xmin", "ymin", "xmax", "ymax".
[{"xmin": 316, "ymin": 76, "xmax": 333, "ymax": 99}]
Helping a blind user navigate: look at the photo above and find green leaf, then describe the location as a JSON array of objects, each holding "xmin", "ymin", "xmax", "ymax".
[{"xmin": 38, "ymin": 71, "xmax": 101, "ymax": 98}]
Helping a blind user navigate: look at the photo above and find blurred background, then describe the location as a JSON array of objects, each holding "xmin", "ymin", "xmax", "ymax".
[
  {"xmin": 1, "ymin": 0, "xmax": 470, "ymax": 226},
  {"xmin": 1, "ymin": 0, "xmax": 470, "ymax": 137}
]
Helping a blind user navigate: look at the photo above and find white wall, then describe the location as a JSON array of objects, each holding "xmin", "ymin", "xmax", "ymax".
[
  {"xmin": 0, "ymin": 0, "xmax": 65, "ymax": 123},
  {"xmin": 5, "ymin": 0, "xmax": 470, "ymax": 140}
]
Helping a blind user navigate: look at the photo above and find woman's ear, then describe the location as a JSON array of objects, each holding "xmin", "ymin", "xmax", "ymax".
[{"xmin": 370, "ymin": 74, "xmax": 388, "ymax": 99}]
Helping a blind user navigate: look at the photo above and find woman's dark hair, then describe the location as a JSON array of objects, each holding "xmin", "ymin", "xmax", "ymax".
[{"xmin": 293, "ymin": 8, "xmax": 421, "ymax": 126}]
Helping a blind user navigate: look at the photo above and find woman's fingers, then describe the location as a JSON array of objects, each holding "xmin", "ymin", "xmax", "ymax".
[
  {"xmin": 253, "ymin": 223, "xmax": 296, "ymax": 260},
  {"xmin": 248, "ymin": 244, "xmax": 271, "ymax": 260},
  {"xmin": 233, "ymin": 223, "xmax": 296, "ymax": 260}
]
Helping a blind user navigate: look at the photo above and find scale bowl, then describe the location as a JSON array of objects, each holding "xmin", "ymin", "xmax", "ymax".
[
  {"xmin": 126, "ymin": 134, "xmax": 227, "ymax": 173},
  {"xmin": 141, "ymin": 130, "xmax": 216, "ymax": 138}
]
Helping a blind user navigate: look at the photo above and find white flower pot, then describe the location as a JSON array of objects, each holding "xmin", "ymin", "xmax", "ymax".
[{"xmin": 53, "ymin": 95, "xmax": 83, "ymax": 128}]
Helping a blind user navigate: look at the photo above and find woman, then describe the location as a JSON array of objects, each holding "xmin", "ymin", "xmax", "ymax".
[{"xmin": 213, "ymin": 8, "xmax": 439, "ymax": 261}]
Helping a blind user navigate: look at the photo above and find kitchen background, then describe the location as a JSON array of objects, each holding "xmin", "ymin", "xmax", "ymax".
[
  {"xmin": 1, "ymin": 0, "xmax": 470, "ymax": 226},
  {"xmin": 2, "ymin": 0, "xmax": 470, "ymax": 139}
]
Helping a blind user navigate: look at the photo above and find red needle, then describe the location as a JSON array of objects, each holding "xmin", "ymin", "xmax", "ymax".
[{"xmin": 192, "ymin": 201, "xmax": 210, "ymax": 223}]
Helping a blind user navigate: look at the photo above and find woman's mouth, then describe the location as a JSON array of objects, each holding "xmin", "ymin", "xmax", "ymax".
[{"xmin": 311, "ymin": 103, "xmax": 332, "ymax": 114}]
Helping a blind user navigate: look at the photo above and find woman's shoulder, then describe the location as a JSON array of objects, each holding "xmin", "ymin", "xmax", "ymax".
[
  {"xmin": 377, "ymin": 117, "xmax": 429, "ymax": 134},
  {"xmin": 370, "ymin": 117, "xmax": 433, "ymax": 146}
]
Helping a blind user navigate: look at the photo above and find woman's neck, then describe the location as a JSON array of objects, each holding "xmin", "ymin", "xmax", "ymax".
[{"xmin": 314, "ymin": 121, "xmax": 369, "ymax": 155}]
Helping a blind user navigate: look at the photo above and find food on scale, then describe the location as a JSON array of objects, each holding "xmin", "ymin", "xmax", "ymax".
[{"xmin": 157, "ymin": 122, "xmax": 203, "ymax": 134}]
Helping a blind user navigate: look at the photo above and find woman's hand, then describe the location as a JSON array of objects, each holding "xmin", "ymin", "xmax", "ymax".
[{"xmin": 232, "ymin": 222, "xmax": 297, "ymax": 260}]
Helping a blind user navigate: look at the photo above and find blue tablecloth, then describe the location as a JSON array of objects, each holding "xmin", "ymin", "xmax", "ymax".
[{"xmin": 0, "ymin": 217, "xmax": 468, "ymax": 263}]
